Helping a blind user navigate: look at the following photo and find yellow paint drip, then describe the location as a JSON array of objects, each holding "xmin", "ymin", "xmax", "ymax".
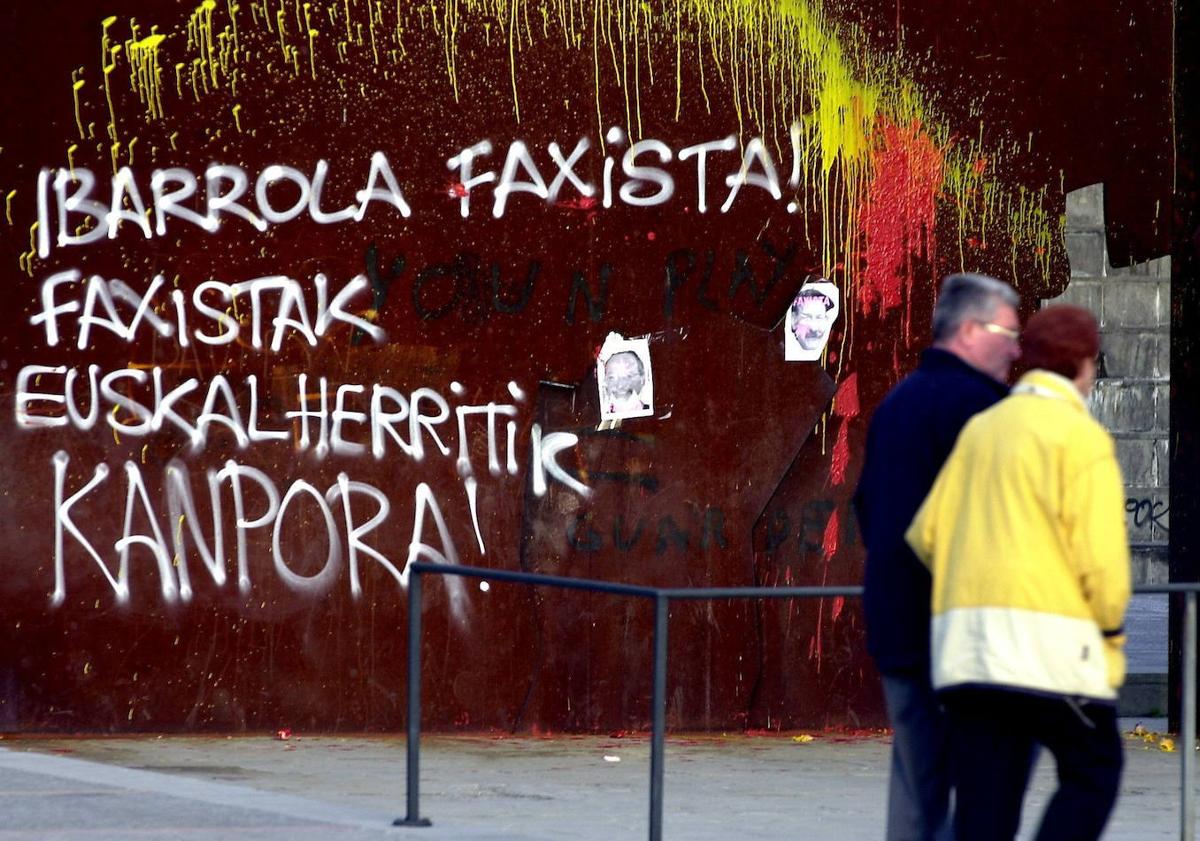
[
  {"xmin": 443, "ymin": 0, "xmax": 461, "ymax": 101},
  {"xmin": 18, "ymin": 222, "xmax": 39, "ymax": 276},
  {"xmin": 127, "ymin": 28, "xmax": 170, "ymax": 100},
  {"xmin": 101, "ymin": 18, "xmax": 122, "ymax": 147},
  {"xmin": 226, "ymin": 11, "xmax": 243, "ymax": 62},
  {"xmin": 368, "ymin": 1, "xmax": 380, "ymax": 62},
  {"xmin": 276, "ymin": 1, "xmax": 290, "ymax": 57},
  {"xmin": 188, "ymin": 0, "xmax": 221, "ymax": 88},
  {"xmin": 71, "ymin": 72, "xmax": 87, "ymax": 139},
  {"xmin": 4, "ymin": 190, "xmax": 15, "ymax": 225}
]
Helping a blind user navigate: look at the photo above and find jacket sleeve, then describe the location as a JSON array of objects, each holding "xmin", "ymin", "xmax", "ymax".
[
  {"xmin": 1065, "ymin": 432, "xmax": 1132, "ymax": 637},
  {"xmin": 905, "ymin": 477, "xmax": 939, "ymax": 571}
]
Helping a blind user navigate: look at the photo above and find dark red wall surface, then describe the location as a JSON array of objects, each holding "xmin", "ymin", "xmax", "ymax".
[{"xmin": 0, "ymin": 0, "xmax": 1171, "ymax": 732}]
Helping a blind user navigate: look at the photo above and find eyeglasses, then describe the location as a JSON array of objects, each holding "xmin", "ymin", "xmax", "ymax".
[{"xmin": 976, "ymin": 320, "xmax": 1020, "ymax": 341}]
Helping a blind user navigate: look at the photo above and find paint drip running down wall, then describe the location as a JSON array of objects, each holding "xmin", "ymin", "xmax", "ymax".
[{"xmin": 27, "ymin": 0, "xmax": 1064, "ymax": 307}]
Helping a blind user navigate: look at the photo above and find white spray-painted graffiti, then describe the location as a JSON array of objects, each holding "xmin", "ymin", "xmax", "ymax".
[
  {"xmin": 16, "ymin": 124, "xmax": 807, "ymax": 612},
  {"xmin": 30, "ymin": 271, "xmax": 384, "ymax": 351},
  {"xmin": 42, "ymin": 411, "xmax": 587, "ymax": 616},
  {"xmin": 35, "ymin": 129, "xmax": 805, "ymax": 257},
  {"xmin": 21, "ymin": 264, "xmax": 588, "ymax": 615}
]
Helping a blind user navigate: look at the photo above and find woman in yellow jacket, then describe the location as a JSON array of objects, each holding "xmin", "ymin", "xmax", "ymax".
[{"xmin": 906, "ymin": 304, "xmax": 1129, "ymax": 841}]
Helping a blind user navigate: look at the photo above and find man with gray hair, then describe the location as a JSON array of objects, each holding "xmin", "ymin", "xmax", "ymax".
[{"xmin": 854, "ymin": 273, "xmax": 1021, "ymax": 840}]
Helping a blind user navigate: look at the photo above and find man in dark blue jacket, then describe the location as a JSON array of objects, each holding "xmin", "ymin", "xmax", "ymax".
[{"xmin": 855, "ymin": 273, "xmax": 1021, "ymax": 841}]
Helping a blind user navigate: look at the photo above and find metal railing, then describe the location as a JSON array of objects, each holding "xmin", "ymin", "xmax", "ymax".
[{"xmin": 395, "ymin": 562, "xmax": 1200, "ymax": 841}]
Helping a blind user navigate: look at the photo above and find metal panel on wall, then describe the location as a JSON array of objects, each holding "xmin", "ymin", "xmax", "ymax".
[{"xmin": 0, "ymin": 0, "xmax": 1170, "ymax": 732}]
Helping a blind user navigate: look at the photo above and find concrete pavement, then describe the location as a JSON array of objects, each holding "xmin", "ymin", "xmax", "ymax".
[{"xmin": 0, "ymin": 720, "xmax": 1192, "ymax": 840}]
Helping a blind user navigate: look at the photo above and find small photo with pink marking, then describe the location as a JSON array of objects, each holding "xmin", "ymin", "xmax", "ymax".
[{"xmin": 784, "ymin": 278, "xmax": 840, "ymax": 362}]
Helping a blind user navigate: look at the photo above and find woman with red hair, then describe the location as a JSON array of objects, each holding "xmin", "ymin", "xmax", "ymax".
[{"xmin": 906, "ymin": 304, "xmax": 1130, "ymax": 841}]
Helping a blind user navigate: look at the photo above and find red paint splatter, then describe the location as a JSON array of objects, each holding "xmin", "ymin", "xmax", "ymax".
[
  {"xmin": 832, "ymin": 373, "xmax": 860, "ymax": 418},
  {"xmin": 646, "ymin": 231, "xmax": 656, "ymax": 241},
  {"xmin": 447, "ymin": 181, "xmax": 469, "ymax": 198},
  {"xmin": 972, "ymin": 156, "xmax": 989, "ymax": 176},
  {"xmin": 858, "ymin": 120, "xmax": 945, "ymax": 321},
  {"xmin": 830, "ymin": 419, "xmax": 851, "ymax": 486},
  {"xmin": 831, "ymin": 595, "xmax": 845, "ymax": 622},
  {"xmin": 822, "ymin": 509, "xmax": 840, "ymax": 558},
  {"xmin": 811, "ymin": 526, "xmax": 836, "ymax": 674},
  {"xmin": 556, "ymin": 196, "xmax": 599, "ymax": 211}
]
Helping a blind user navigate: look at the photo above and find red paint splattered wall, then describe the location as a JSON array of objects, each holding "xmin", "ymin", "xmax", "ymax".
[{"xmin": 0, "ymin": 0, "xmax": 1169, "ymax": 732}]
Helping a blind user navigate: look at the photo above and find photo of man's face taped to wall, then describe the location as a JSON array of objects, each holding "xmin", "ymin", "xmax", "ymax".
[
  {"xmin": 784, "ymin": 279, "xmax": 840, "ymax": 361},
  {"xmin": 597, "ymin": 334, "xmax": 654, "ymax": 421}
]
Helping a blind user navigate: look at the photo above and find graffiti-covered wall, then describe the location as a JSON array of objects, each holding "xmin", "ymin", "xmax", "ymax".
[{"xmin": 0, "ymin": 0, "xmax": 1171, "ymax": 732}]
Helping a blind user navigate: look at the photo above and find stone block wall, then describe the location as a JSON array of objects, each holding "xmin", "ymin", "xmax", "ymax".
[{"xmin": 1052, "ymin": 183, "xmax": 1170, "ymax": 584}]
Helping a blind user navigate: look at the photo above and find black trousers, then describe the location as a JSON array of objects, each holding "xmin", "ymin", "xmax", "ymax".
[{"xmin": 941, "ymin": 687, "xmax": 1123, "ymax": 841}]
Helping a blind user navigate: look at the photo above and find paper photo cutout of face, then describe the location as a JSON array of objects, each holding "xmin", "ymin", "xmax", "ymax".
[
  {"xmin": 598, "ymin": 334, "xmax": 654, "ymax": 421},
  {"xmin": 785, "ymin": 280, "xmax": 840, "ymax": 361}
]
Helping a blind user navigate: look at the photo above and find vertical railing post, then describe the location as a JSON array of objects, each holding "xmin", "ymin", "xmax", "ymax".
[
  {"xmin": 649, "ymin": 594, "xmax": 669, "ymax": 841},
  {"xmin": 396, "ymin": 568, "xmax": 432, "ymax": 827},
  {"xmin": 1182, "ymin": 590, "xmax": 1196, "ymax": 841}
]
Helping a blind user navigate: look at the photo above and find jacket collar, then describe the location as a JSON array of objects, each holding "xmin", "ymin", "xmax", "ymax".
[
  {"xmin": 1012, "ymin": 369, "xmax": 1088, "ymax": 412},
  {"xmin": 918, "ymin": 348, "xmax": 1010, "ymax": 396}
]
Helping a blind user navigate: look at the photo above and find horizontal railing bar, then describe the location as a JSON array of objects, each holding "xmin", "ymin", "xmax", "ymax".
[
  {"xmin": 411, "ymin": 563, "xmax": 1199, "ymax": 600},
  {"xmin": 1132, "ymin": 583, "xmax": 1200, "ymax": 594},
  {"xmin": 409, "ymin": 562, "xmax": 659, "ymax": 598},
  {"xmin": 660, "ymin": 586, "xmax": 863, "ymax": 599}
]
